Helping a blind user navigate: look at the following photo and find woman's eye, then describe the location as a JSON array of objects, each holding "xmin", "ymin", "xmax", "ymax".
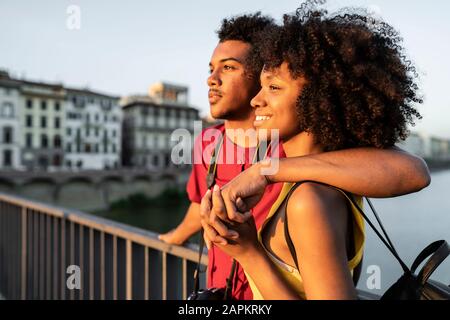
[{"xmin": 224, "ymin": 65, "xmax": 235, "ymax": 71}]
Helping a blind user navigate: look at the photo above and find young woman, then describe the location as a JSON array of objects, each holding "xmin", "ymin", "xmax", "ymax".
[{"xmin": 200, "ymin": 4, "xmax": 423, "ymax": 300}]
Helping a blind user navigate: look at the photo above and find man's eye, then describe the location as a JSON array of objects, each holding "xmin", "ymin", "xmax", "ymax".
[
  {"xmin": 224, "ymin": 65, "xmax": 235, "ymax": 71},
  {"xmin": 209, "ymin": 69, "xmax": 213, "ymax": 74},
  {"xmin": 269, "ymin": 85, "xmax": 280, "ymax": 91}
]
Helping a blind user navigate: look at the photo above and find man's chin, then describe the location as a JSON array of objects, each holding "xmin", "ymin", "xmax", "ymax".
[{"xmin": 210, "ymin": 104, "xmax": 229, "ymax": 120}]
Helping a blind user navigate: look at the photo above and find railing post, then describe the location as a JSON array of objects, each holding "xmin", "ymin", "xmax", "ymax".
[
  {"xmin": 21, "ymin": 207, "xmax": 27, "ymax": 300},
  {"xmin": 126, "ymin": 239, "xmax": 132, "ymax": 300},
  {"xmin": 162, "ymin": 252, "xmax": 167, "ymax": 300}
]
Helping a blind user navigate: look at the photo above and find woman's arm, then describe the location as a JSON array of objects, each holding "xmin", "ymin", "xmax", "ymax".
[{"xmin": 285, "ymin": 182, "xmax": 357, "ymax": 299}]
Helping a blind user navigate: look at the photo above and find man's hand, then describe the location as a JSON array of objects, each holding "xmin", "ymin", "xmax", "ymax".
[
  {"xmin": 158, "ymin": 229, "xmax": 186, "ymax": 245},
  {"xmin": 219, "ymin": 161, "xmax": 271, "ymax": 221}
]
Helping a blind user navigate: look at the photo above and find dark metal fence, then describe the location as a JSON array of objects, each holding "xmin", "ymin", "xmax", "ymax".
[{"xmin": 0, "ymin": 192, "xmax": 207, "ymax": 300}]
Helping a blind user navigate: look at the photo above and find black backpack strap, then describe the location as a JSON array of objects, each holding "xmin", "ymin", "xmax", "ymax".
[{"xmin": 410, "ymin": 240, "xmax": 449, "ymax": 285}]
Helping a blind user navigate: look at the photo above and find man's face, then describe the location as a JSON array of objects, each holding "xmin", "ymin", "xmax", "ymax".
[{"xmin": 207, "ymin": 40, "xmax": 260, "ymax": 120}]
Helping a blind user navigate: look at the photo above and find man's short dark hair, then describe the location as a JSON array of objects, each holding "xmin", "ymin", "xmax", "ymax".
[{"xmin": 216, "ymin": 12, "xmax": 276, "ymax": 76}]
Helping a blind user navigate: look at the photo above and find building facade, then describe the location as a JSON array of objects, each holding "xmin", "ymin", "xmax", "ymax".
[
  {"xmin": 64, "ymin": 89, "xmax": 122, "ymax": 170},
  {"xmin": 121, "ymin": 83, "xmax": 199, "ymax": 169},
  {"xmin": 0, "ymin": 70, "xmax": 122, "ymax": 171},
  {"xmin": 0, "ymin": 71, "xmax": 21, "ymax": 169}
]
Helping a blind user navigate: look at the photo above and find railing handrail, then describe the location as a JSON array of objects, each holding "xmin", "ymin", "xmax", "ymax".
[{"xmin": 0, "ymin": 191, "xmax": 207, "ymax": 265}]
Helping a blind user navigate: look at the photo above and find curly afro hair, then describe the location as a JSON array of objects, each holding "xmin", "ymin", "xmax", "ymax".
[
  {"xmin": 251, "ymin": 1, "xmax": 422, "ymax": 151},
  {"xmin": 217, "ymin": 12, "xmax": 276, "ymax": 76}
]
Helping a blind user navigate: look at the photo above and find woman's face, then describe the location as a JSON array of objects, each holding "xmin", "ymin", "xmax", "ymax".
[{"xmin": 251, "ymin": 62, "xmax": 307, "ymax": 141}]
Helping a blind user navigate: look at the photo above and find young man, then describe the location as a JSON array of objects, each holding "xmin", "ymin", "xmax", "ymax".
[{"xmin": 159, "ymin": 13, "xmax": 430, "ymax": 300}]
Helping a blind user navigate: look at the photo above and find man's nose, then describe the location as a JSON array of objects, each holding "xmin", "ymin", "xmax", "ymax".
[{"xmin": 207, "ymin": 70, "xmax": 221, "ymax": 87}]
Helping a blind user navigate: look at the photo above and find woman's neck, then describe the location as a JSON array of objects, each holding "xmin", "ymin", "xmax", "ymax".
[{"xmin": 282, "ymin": 132, "xmax": 323, "ymax": 158}]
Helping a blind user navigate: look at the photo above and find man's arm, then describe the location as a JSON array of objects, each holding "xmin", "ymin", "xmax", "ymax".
[
  {"xmin": 158, "ymin": 202, "xmax": 202, "ymax": 245},
  {"xmin": 268, "ymin": 146, "xmax": 430, "ymax": 197},
  {"xmin": 213, "ymin": 147, "xmax": 431, "ymax": 224}
]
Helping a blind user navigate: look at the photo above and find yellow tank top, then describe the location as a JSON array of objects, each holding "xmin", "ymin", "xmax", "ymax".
[{"xmin": 246, "ymin": 182, "xmax": 365, "ymax": 300}]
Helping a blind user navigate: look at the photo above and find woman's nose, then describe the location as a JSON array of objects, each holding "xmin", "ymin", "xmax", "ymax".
[{"xmin": 251, "ymin": 89, "xmax": 266, "ymax": 109}]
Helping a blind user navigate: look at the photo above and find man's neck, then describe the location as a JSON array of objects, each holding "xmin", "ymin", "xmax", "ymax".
[{"xmin": 224, "ymin": 117, "xmax": 257, "ymax": 148}]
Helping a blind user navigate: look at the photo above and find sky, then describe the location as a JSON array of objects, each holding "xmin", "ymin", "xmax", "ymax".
[{"xmin": 1, "ymin": 0, "xmax": 450, "ymax": 138}]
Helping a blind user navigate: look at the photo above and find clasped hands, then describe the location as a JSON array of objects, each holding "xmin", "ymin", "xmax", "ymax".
[{"xmin": 199, "ymin": 162, "xmax": 270, "ymax": 262}]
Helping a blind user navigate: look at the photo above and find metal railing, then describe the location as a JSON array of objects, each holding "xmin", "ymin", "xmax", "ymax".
[{"xmin": 0, "ymin": 192, "xmax": 207, "ymax": 300}]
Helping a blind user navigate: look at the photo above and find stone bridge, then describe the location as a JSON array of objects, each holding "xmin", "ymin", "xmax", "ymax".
[{"xmin": 0, "ymin": 168, "xmax": 190, "ymax": 212}]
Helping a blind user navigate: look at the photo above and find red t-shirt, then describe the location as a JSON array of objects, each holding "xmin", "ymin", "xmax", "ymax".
[{"xmin": 186, "ymin": 124, "xmax": 285, "ymax": 300}]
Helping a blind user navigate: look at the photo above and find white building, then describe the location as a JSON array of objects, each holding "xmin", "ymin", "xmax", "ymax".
[
  {"xmin": 121, "ymin": 83, "xmax": 199, "ymax": 169},
  {"xmin": 0, "ymin": 71, "xmax": 21, "ymax": 169},
  {"xmin": 20, "ymin": 80, "xmax": 65, "ymax": 171},
  {"xmin": 64, "ymin": 88, "xmax": 122, "ymax": 170},
  {"xmin": 0, "ymin": 70, "xmax": 122, "ymax": 171}
]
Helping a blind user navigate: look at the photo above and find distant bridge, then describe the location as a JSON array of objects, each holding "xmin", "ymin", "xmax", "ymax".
[{"xmin": 0, "ymin": 168, "xmax": 191, "ymax": 212}]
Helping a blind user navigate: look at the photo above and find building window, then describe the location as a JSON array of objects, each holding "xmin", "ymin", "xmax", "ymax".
[
  {"xmin": 103, "ymin": 130, "xmax": 108, "ymax": 153},
  {"xmin": 55, "ymin": 117, "xmax": 60, "ymax": 129},
  {"xmin": 95, "ymin": 113, "xmax": 99, "ymax": 122},
  {"xmin": 76, "ymin": 129, "xmax": 81, "ymax": 152},
  {"xmin": 112, "ymin": 144, "xmax": 117, "ymax": 153},
  {"xmin": 95, "ymin": 128, "xmax": 99, "ymax": 137},
  {"xmin": 53, "ymin": 154, "xmax": 62, "ymax": 167},
  {"xmin": 26, "ymin": 99, "xmax": 33, "ymax": 109},
  {"xmin": 41, "ymin": 100, "xmax": 47, "ymax": 110},
  {"xmin": 67, "ymin": 127, "xmax": 72, "ymax": 136},
  {"xmin": 165, "ymin": 154, "xmax": 171, "ymax": 167},
  {"xmin": 54, "ymin": 135, "xmax": 62, "ymax": 148},
  {"xmin": 38, "ymin": 156, "xmax": 48, "ymax": 169},
  {"xmin": 86, "ymin": 127, "xmax": 90, "ymax": 137},
  {"xmin": 112, "ymin": 130, "xmax": 117, "ymax": 138},
  {"xmin": 1, "ymin": 102, "xmax": 14, "ymax": 118},
  {"xmin": 41, "ymin": 134, "xmax": 48, "ymax": 148},
  {"xmin": 66, "ymin": 160, "xmax": 72, "ymax": 168},
  {"xmin": 3, "ymin": 127, "xmax": 13, "ymax": 144},
  {"xmin": 66, "ymin": 143, "xmax": 72, "ymax": 153},
  {"xmin": 26, "ymin": 133, "xmax": 32, "ymax": 148},
  {"xmin": 3, "ymin": 150, "xmax": 12, "ymax": 167},
  {"xmin": 95, "ymin": 144, "xmax": 99, "ymax": 153},
  {"xmin": 41, "ymin": 116, "xmax": 47, "ymax": 128},
  {"xmin": 85, "ymin": 144, "xmax": 91, "ymax": 153},
  {"xmin": 153, "ymin": 155, "xmax": 159, "ymax": 167},
  {"xmin": 55, "ymin": 102, "xmax": 60, "ymax": 111},
  {"xmin": 26, "ymin": 115, "xmax": 33, "ymax": 127}
]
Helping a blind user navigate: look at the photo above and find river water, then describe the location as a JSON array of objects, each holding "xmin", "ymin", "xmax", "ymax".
[{"xmin": 95, "ymin": 169, "xmax": 450, "ymax": 296}]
